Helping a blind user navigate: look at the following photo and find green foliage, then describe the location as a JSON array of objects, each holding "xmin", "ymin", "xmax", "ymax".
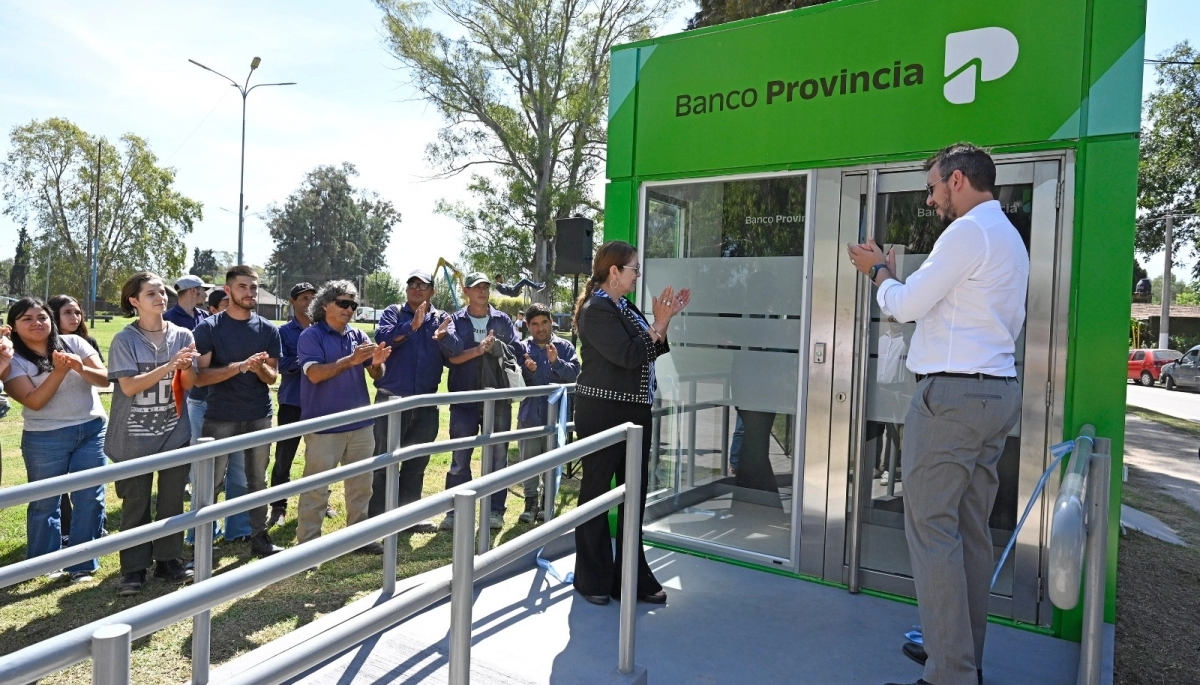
[
  {"xmin": 1132, "ymin": 259, "xmax": 1148, "ymax": 288},
  {"xmin": 8, "ymin": 227, "xmax": 30, "ymax": 296},
  {"xmin": 374, "ymin": 0, "xmax": 673, "ymax": 298},
  {"xmin": 1169, "ymin": 333, "xmax": 1200, "ymax": 352},
  {"xmin": 265, "ymin": 163, "xmax": 400, "ymax": 288},
  {"xmin": 687, "ymin": 0, "xmax": 833, "ymax": 29},
  {"xmin": 488, "ymin": 294, "xmax": 526, "ymax": 318},
  {"xmin": 364, "ymin": 271, "xmax": 404, "ymax": 308},
  {"xmin": 1, "ymin": 118, "xmax": 202, "ymax": 302},
  {"xmin": 188, "ymin": 248, "xmax": 236, "ymax": 283},
  {"xmin": 1149, "ymin": 273, "xmax": 1200, "ymax": 305},
  {"xmin": 1137, "ymin": 42, "xmax": 1200, "ymax": 274}
]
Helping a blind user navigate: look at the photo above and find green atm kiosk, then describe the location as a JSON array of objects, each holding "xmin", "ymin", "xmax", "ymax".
[{"xmin": 603, "ymin": 0, "xmax": 1144, "ymax": 639}]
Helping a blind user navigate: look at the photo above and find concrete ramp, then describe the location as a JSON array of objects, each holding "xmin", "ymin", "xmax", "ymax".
[{"xmin": 278, "ymin": 548, "xmax": 1090, "ymax": 685}]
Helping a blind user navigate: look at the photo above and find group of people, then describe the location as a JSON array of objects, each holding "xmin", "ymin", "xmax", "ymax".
[{"xmin": 1, "ymin": 142, "xmax": 1016, "ymax": 685}]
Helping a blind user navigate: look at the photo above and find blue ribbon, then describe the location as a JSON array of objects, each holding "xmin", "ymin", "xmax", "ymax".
[
  {"xmin": 535, "ymin": 387, "xmax": 575, "ymax": 585},
  {"xmin": 989, "ymin": 439, "xmax": 1074, "ymax": 589}
]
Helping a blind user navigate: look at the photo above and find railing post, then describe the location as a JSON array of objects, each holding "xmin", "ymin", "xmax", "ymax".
[
  {"xmin": 1078, "ymin": 442, "xmax": 1111, "ymax": 685},
  {"xmin": 719, "ymin": 404, "xmax": 730, "ymax": 477},
  {"xmin": 650, "ymin": 398, "xmax": 662, "ymax": 490},
  {"xmin": 477, "ymin": 399, "xmax": 495, "ymax": 554},
  {"xmin": 383, "ymin": 396, "xmax": 404, "ymax": 595},
  {"xmin": 619, "ymin": 424, "xmax": 644, "ymax": 675},
  {"xmin": 450, "ymin": 490, "xmax": 477, "ymax": 685},
  {"xmin": 686, "ymin": 382, "xmax": 697, "ymax": 487},
  {"xmin": 191, "ymin": 438, "xmax": 216, "ymax": 685},
  {"xmin": 91, "ymin": 623, "xmax": 131, "ymax": 685},
  {"xmin": 543, "ymin": 398, "xmax": 559, "ymax": 523}
]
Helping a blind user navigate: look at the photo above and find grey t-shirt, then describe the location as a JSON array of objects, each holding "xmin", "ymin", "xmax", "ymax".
[
  {"xmin": 105, "ymin": 322, "xmax": 195, "ymax": 462},
  {"xmin": 8, "ymin": 335, "xmax": 106, "ymax": 432}
]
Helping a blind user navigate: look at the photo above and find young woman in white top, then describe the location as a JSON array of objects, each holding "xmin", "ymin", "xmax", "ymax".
[{"xmin": 3, "ymin": 297, "xmax": 110, "ymax": 583}]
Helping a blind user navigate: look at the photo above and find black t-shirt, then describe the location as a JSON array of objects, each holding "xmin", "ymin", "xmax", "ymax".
[{"xmin": 193, "ymin": 312, "xmax": 282, "ymax": 421}]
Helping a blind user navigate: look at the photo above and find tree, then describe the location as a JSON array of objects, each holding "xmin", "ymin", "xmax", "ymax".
[
  {"xmin": 0, "ymin": 258, "xmax": 11, "ymax": 297},
  {"xmin": 190, "ymin": 248, "xmax": 220, "ymax": 281},
  {"xmin": 0, "ymin": 118, "xmax": 202, "ymax": 303},
  {"xmin": 1137, "ymin": 42, "xmax": 1200, "ymax": 275},
  {"xmin": 9, "ymin": 226, "xmax": 31, "ymax": 297},
  {"xmin": 1150, "ymin": 273, "xmax": 1193, "ymax": 305},
  {"xmin": 374, "ymin": 0, "xmax": 674, "ymax": 301},
  {"xmin": 687, "ymin": 0, "xmax": 832, "ymax": 29},
  {"xmin": 364, "ymin": 271, "xmax": 404, "ymax": 308},
  {"xmin": 266, "ymin": 163, "xmax": 399, "ymax": 288}
]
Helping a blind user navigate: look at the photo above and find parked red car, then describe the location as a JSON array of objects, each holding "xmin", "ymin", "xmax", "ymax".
[{"xmin": 1128, "ymin": 348, "xmax": 1182, "ymax": 386}]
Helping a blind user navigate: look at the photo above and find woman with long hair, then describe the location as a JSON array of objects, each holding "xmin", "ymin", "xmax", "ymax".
[
  {"xmin": 3, "ymin": 298, "xmax": 110, "ymax": 583},
  {"xmin": 47, "ymin": 294, "xmax": 104, "ymax": 545},
  {"xmin": 48, "ymin": 295, "xmax": 103, "ymax": 362},
  {"xmin": 106, "ymin": 272, "xmax": 200, "ymax": 596},
  {"xmin": 571, "ymin": 241, "xmax": 689, "ymax": 605}
]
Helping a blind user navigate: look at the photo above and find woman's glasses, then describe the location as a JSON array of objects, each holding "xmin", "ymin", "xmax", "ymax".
[{"xmin": 334, "ymin": 299, "xmax": 359, "ymax": 311}]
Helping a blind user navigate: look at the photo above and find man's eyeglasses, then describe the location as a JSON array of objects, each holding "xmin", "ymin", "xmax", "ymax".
[
  {"xmin": 620, "ymin": 264, "xmax": 641, "ymax": 275},
  {"xmin": 925, "ymin": 172, "xmax": 952, "ymax": 198},
  {"xmin": 407, "ymin": 282, "xmax": 433, "ymax": 291},
  {"xmin": 334, "ymin": 299, "xmax": 359, "ymax": 311}
]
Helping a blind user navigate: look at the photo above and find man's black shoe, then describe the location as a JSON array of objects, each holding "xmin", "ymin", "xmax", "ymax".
[
  {"xmin": 883, "ymin": 680, "xmax": 934, "ymax": 685},
  {"xmin": 153, "ymin": 558, "xmax": 194, "ymax": 583},
  {"xmin": 117, "ymin": 570, "xmax": 146, "ymax": 596},
  {"xmin": 899, "ymin": 643, "xmax": 983, "ymax": 685},
  {"xmin": 250, "ymin": 532, "xmax": 283, "ymax": 557},
  {"xmin": 355, "ymin": 542, "xmax": 385, "ymax": 555}
]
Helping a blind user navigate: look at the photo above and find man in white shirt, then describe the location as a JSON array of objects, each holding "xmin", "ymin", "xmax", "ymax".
[{"xmin": 848, "ymin": 143, "xmax": 1028, "ymax": 685}]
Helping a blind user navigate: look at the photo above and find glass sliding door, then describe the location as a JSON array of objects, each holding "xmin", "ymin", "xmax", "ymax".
[{"xmin": 638, "ymin": 172, "xmax": 810, "ymax": 563}]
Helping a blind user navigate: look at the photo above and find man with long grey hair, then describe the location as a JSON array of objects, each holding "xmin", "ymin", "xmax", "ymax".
[{"xmin": 295, "ymin": 280, "xmax": 390, "ymax": 555}]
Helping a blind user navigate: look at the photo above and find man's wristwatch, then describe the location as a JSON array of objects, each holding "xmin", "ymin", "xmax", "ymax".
[{"xmin": 868, "ymin": 264, "xmax": 889, "ymax": 281}]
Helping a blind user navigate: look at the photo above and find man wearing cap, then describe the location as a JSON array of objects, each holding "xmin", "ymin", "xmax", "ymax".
[
  {"xmin": 165, "ymin": 275, "xmax": 210, "ymax": 330},
  {"xmin": 366, "ymin": 269, "xmax": 453, "ymax": 530},
  {"xmin": 437, "ymin": 272, "xmax": 520, "ymax": 531},
  {"xmin": 267, "ymin": 283, "xmax": 317, "ymax": 528}
]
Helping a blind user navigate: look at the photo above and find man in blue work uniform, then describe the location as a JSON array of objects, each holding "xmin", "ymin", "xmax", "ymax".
[
  {"xmin": 367, "ymin": 269, "xmax": 452, "ymax": 532},
  {"xmin": 267, "ymin": 283, "xmax": 317, "ymax": 528},
  {"xmin": 437, "ymin": 272, "xmax": 520, "ymax": 531},
  {"xmin": 516, "ymin": 303, "xmax": 579, "ymax": 523}
]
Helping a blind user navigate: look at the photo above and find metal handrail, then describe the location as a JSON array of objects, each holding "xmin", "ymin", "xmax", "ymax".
[
  {"xmin": 1048, "ymin": 424, "xmax": 1095, "ymax": 609},
  {"xmin": 0, "ymin": 423, "xmax": 643, "ymax": 685},
  {"xmin": 0, "ymin": 384, "xmax": 574, "ymax": 510},
  {"xmin": 1046, "ymin": 425, "xmax": 1112, "ymax": 685}
]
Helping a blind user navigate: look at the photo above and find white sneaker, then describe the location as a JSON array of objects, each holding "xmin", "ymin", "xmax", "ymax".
[
  {"xmin": 489, "ymin": 513, "xmax": 504, "ymax": 530},
  {"xmin": 439, "ymin": 513, "xmax": 455, "ymax": 531},
  {"xmin": 880, "ymin": 471, "xmax": 890, "ymax": 486}
]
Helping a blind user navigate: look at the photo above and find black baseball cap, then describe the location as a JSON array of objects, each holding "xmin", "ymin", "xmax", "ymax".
[
  {"xmin": 290, "ymin": 282, "xmax": 316, "ymax": 299},
  {"xmin": 206, "ymin": 289, "xmax": 227, "ymax": 309}
]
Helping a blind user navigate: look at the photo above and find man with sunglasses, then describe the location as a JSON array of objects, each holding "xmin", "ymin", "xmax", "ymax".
[
  {"xmin": 296, "ymin": 280, "xmax": 390, "ymax": 553},
  {"xmin": 437, "ymin": 272, "xmax": 521, "ymax": 531},
  {"xmin": 848, "ymin": 143, "xmax": 1028, "ymax": 685},
  {"xmin": 366, "ymin": 269, "xmax": 453, "ymax": 531}
]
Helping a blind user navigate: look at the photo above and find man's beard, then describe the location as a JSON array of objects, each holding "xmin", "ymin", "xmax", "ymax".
[{"xmin": 940, "ymin": 197, "xmax": 959, "ymax": 230}]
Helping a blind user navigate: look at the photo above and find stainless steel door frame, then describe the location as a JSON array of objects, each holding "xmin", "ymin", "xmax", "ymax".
[{"xmin": 824, "ymin": 151, "xmax": 1068, "ymax": 624}]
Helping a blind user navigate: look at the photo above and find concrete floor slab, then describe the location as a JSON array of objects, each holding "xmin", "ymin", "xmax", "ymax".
[{"xmin": 286, "ymin": 548, "xmax": 1084, "ymax": 685}]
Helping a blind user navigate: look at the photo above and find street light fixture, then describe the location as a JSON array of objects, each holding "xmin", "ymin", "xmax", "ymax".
[{"xmin": 188, "ymin": 56, "xmax": 295, "ymax": 266}]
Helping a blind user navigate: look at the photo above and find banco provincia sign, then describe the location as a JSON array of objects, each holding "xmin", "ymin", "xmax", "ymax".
[
  {"xmin": 676, "ymin": 61, "xmax": 925, "ymax": 117},
  {"xmin": 746, "ymin": 213, "xmax": 805, "ymax": 225}
]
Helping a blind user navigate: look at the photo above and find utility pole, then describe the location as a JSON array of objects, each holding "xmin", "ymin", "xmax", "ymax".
[
  {"xmin": 1160, "ymin": 214, "xmax": 1173, "ymax": 349},
  {"xmin": 91, "ymin": 141, "xmax": 101, "ymax": 329}
]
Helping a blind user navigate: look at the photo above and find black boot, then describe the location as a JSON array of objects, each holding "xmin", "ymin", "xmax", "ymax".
[
  {"xmin": 519, "ymin": 497, "xmax": 539, "ymax": 523},
  {"xmin": 250, "ymin": 531, "xmax": 283, "ymax": 557}
]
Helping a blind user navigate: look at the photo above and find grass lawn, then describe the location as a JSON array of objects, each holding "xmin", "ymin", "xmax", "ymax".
[{"xmin": 0, "ymin": 317, "xmax": 580, "ymax": 684}]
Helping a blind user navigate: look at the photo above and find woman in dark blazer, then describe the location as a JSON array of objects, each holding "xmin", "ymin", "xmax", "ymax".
[{"xmin": 572, "ymin": 240, "xmax": 689, "ymax": 605}]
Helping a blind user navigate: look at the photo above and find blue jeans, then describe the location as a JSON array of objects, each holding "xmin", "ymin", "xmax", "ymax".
[
  {"xmin": 21, "ymin": 417, "xmax": 107, "ymax": 573},
  {"xmin": 186, "ymin": 399, "xmax": 250, "ymax": 542}
]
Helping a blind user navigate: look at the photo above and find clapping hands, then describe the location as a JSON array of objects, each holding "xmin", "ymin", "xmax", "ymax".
[
  {"xmin": 651, "ymin": 286, "xmax": 690, "ymax": 322},
  {"xmin": 243, "ymin": 351, "xmax": 270, "ymax": 373},
  {"xmin": 172, "ymin": 343, "xmax": 200, "ymax": 371},
  {"xmin": 349, "ymin": 342, "xmax": 379, "ymax": 365},
  {"xmin": 433, "ymin": 316, "xmax": 451, "ymax": 341},
  {"xmin": 370, "ymin": 341, "xmax": 391, "ymax": 366},
  {"xmin": 0, "ymin": 326, "xmax": 13, "ymax": 364},
  {"xmin": 524, "ymin": 353, "xmax": 538, "ymax": 373},
  {"xmin": 52, "ymin": 349, "xmax": 84, "ymax": 374},
  {"xmin": 410, "ymin": 301, "xmax": 430, "ymax": 331}
]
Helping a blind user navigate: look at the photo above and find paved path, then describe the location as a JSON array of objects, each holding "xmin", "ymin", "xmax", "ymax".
[
  {"xmin": 1126, "ymin": 383, "xmax": 1200, "ymax": 422},
  {"xmin": 1123, "ymin": 415, "xmax": 1200, "ymax": 514}
]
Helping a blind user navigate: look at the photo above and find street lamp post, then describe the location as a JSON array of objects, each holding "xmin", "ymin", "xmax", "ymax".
[{"xmin": 188, "ymin": 56, "xmax": 295, "ymax": 266}]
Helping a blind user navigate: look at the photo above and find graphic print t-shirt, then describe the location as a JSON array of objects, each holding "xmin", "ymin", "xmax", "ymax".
[
  {"xmin": 105, "ymin": 323, "xmax": 195, "ymax": 462},
  {"xmin": 468, "ymin": 314, "xmax": 489, "ymax": 343}
]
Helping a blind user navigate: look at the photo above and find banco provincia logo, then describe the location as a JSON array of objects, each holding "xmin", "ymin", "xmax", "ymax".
[{"xmin": 944, "ymin": 27, "xmax": 1019, "ymax": 104}]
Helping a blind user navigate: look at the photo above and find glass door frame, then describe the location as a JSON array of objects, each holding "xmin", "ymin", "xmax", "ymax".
[
  {"xmin": 634, "ymin": 169, "xmax": 817, "ymax": 571},
  {"xmin": 818, "ymin": 151, "xmax": 1074, "ymax": 625}
]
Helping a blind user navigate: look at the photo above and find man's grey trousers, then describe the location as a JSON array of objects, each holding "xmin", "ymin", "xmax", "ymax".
[{"xmin": 902, "ymin": 375, "xmax": 1021, "ymax": 685}]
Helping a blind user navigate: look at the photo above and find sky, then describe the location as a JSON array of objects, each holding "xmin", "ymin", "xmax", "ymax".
[{"xmin": 0, "ymin": 0, "xmax": 1193, "ymax": 287}]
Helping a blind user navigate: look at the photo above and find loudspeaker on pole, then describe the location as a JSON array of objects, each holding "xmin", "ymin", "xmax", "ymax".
[{"xmin": 555, "ymin": 216, "xmax": 594, "ymax": 275}]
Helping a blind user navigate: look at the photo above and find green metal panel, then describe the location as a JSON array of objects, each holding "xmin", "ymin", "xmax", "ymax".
[{"xmin": 604, "ymin": 0, "xmax": 1146, "ymax": 640}]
